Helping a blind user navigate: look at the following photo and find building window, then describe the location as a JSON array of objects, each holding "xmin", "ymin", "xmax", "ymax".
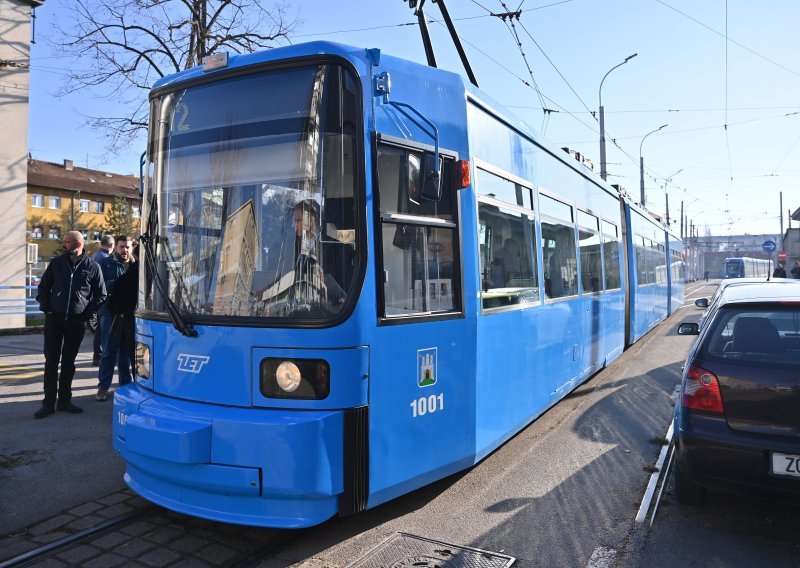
[
  {"xmin": 79, "ymin": 229, "xmax": 89, "ymax": 240},
  {"xmin": 31, "ymin": 226, "xmax": 43, "ymax": 238},
  {"xmin": 80, "ymin": 199, "xmax": 90, "ymax": 212},
  {"xmin": 49, "ymin": 196, "xmax": 61, "ymax": 209},
  {"xmin": 48, "ymin": 227, "xmax": 60, "ymax": 240},
  {"xmin": 93, "ymin": 230, "xmax": 102, "ymax": 240},
  {"xmin": 95, "ymin": 200, "xmax": 104, "ymax": 213},
  {"xmin": 133, "ymin": 205, "xmax": 141, "ymax": 218},
  {"xmin": 31, "ymin": 194, "xmax": 44, "ymax": 208}
]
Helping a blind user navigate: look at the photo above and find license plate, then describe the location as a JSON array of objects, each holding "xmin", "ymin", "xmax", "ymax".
[{"xmin": 771, "ymin": 453, "xmax": 800, "ymax": 478}]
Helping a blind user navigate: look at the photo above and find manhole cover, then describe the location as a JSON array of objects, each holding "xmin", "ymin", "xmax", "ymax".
[{"xmin": 347, "ymin": 532, "xmax": 515, "ymax": 568}]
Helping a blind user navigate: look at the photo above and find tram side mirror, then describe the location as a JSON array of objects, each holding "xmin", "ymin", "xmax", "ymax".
[
  {"xmin": 419, "ymin": 152, "xmax": 442, "ymax": 202},
  {"xmin": 677, "ymin": 322, "xmax": 700, "ymax": 335},
  {"xmin": 694, "ymin": 298, "xmax": 709, "ymax": 308}
]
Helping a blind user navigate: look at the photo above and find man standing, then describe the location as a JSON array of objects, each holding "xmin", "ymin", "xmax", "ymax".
[
  {"xmin": 90, "ymin": 235, "xmax": 114, "ymax": 365},
  {"xmin": 96, "ymin": 236, "xmax": 133, "ymax": 401},
  {"xmin": 773, "ymin": 263, "xmax": 787, "ymax": 278},
  {"xmin": 791, "ymin": 261, "xmax": 800, "ymax": 279},
  {"xmin": 35, "ymin": 231, "xmax": 106, "ymax": 418}
]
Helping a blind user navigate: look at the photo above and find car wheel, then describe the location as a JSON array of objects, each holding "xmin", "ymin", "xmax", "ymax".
[{"xmin": 673, "ymin": 460, "xmax": 707, "ymax": 505}]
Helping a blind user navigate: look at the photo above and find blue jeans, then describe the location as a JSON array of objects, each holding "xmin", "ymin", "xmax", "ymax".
[{"xmin": 98, "ymin": 313, "xmax": 132, "ymax": 389}]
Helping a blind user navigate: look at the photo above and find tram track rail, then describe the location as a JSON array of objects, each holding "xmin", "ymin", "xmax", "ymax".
[
  {"xmin": 1, "ymin": 502, "xmax": 309, "ymax": 568},
  {"xmin": 0, "ymin": 505, "xmax": 158, "ymax": 568}
]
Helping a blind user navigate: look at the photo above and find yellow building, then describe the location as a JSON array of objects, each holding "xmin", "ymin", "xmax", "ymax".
[{"xmin": 26, "ymin": 158, "xmax": 141, "ymax": 263}]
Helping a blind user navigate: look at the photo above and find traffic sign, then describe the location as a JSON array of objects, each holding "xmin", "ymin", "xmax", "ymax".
[
  {"xmin": 763, "ymin": 240, "xmax": 777, "ymax": 253},
  {"xmin": 778, "ymin": 250, "xmax": 787, "ymax": 261}
]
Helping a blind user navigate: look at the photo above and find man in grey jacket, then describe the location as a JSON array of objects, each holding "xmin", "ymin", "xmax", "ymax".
[{"xmin": 35, "ymin": 231, "xmax": 106, "ymax": 418}]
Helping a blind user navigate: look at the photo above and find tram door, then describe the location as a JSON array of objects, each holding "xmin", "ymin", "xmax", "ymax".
[{"xmin": 367, "ymin": 143, "xmax": 475, "ymax": 507}]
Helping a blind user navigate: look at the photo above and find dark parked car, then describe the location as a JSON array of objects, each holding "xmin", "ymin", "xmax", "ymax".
[
  {"xmin": 675, "ymin": 282, "xmax": 800, "ymax": 504},
  {"xmin": 693, "ymin": 277, "xmax": 800, "ymax": 329}
]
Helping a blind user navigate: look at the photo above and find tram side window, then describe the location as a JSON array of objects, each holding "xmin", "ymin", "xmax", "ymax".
[
  {"xmin": 602, "ymin": 221, "xmax": 621, "ymax": 290},
  {"xmin": 377, "ymin": 144, "xmax": 460, "ymax": 318},
  {"xmin": 540, "ymin": 195, "xmax": 577, "ymax": 299},
  {"xmin": 478, "ymin": 202, "xmax": 538, "ymax": 309},
  {"xmin": 655, "ymin": 244, "xmax": 666, "ymax": 284},
  {"xmin": 635, "ymin": 237, "xmax": 648, "ymax": 285},
  {"xmin": 577, "ymin": 211, "xmax": 602, "ymax": 293}
]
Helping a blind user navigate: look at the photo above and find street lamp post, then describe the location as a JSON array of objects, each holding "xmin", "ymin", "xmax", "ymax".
[
  {"xmin": 599, "ymin": 53, "xmax": 637, "ymax": 181},
  {"xmin": 639, "ymin": 124, "xmax": 667, "ymax": 206},
  {"xmin": 662, "ymin": 168, "xmax": 683, "ymax": 226}
]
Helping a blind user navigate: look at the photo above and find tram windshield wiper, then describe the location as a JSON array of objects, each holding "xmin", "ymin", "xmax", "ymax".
[{"xmin": 141, "ymin": 194, "xmax": 198, "ymax": 338}]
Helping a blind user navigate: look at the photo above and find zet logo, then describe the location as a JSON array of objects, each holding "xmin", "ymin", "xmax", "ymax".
[
  {"xmin": 177, "ymin": 354, "xmax": 210, "ymax": 373},
  {"xmin": 417, "ymin": 347, "xmax": 437, "ymax": 387}
]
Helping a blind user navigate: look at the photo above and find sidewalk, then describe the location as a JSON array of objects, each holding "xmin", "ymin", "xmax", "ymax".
[{"xmin": 0, "ymin": 331, "xmax": 128, "ymax": 535}]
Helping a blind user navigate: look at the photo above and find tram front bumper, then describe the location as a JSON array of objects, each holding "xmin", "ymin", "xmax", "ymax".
[{"xmin": 113, "ymin": 383, "xmax": 345, "ymax": 528}]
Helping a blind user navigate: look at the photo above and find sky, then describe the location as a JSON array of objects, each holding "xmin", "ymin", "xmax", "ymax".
[{"xmin": 27, "ymin": 0, "xmax": 800, "ymax": 239}]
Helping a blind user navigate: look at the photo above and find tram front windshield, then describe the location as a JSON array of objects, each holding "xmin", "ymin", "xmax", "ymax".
[{"xmin": 143, "ymin": 64, "xmax": 359, "ymax": 321}]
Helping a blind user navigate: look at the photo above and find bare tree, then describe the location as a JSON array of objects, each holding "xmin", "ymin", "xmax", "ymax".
[{"xmin": 54, "ymin": 0, "xmax": 299, "ymax": 154}]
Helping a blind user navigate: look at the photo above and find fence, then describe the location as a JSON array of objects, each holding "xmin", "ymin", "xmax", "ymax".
[{"xmin": 0, "ymin": 285, "xmax": 43, "ymax": 321}]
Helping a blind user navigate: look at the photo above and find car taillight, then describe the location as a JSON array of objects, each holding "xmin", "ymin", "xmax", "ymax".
[{"xmin": 682, "ymin": 364, "xmax": 724, "ymax": 414}]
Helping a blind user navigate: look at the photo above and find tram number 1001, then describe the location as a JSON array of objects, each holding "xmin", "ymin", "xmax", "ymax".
[{"xmin": 410, "ymin": 393, "xmax": 444, "ymax": 418}]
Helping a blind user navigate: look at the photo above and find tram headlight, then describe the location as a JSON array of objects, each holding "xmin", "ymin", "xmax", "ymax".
[
  {"xmin": 260, "ymin": 358, "xmax": 330, "ymax": 399},
  {"xmin": 135, "ymin": 342, "xmax": 150, "ymax": 380},
  {"xmin": 275, "ymin": 361, "xmax": 302, "ymax": 392}
]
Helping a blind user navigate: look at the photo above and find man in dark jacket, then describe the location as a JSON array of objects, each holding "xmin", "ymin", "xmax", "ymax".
[
  {"xmin": 35, "ymin": 231, "xmax": 106, "ymax": 418},
  {"xmin": 96, "ymin": 236, "xmax": 133, "ymax": 401}
]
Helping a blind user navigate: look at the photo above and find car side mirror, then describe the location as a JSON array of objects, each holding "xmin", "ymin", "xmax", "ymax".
[
  {"xmin": 677, "ymin": 322, "xmax": 700, "ymax": 335},
  {"xmin": 694, "ymin": 298, "xmax": 709, "ymax": 308}
]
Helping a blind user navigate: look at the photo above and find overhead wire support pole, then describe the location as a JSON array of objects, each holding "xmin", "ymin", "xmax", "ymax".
[{"xmin": 433, "ymin": 0, "xmax": 479, "ymax": 87}]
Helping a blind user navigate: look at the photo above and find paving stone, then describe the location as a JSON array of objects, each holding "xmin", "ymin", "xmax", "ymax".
[
  {"xmin": 170, "ymin": 557, "xmax": 213, "ymax": 568},
  {"xmin": 138, "ymin": 547, "xmax": 182, "ymax": 567},
  {"xmin": 91, "ymin": 531, "xmax": 131, "ymax": 550},
  {"xmin": 119, "ymin": 520, "xmax": 157, "ymax": 537},
  {"xmin": 82, "ymin": 552, "xmax": 129, "ymax": 568},
  {"xmin": 28, "ymin": 514, "xmax": 77, "ymax": 536},
  {"xmin": 98, "ymin": 492, "xmax": 130, "ymax": 506},
  {"xmin": 32, "ymin": 530, "xmax": 71, "ymax": 544},
  {"xmin": 195, "ymin": 543, "xmax": 239, "ymax": 564},
  {"xmin": 54, "ymin": 543, "xmax": 100, "ymax": 564},
  {"xmin": 66, "ymin": 514, "xmax": 104, "ymax": 531},
  {"xmin": 25, "ymin": 558, "xmax": 67, "ymax": 568},
  {"xmin": 168, "ymin": 535, "xmax": 210, "ymax": 554},
  {"xmin": 0, "ymin": 538, "xmax": 38, "ymax": 560},
  {"xmin": 67, "ymin": 502, "xmax": 104, "ymax": 516},
  {"xmin": 143, "ymin": 525, "xmax": 184, "ymax": 545},
  {"xmin": 96, "ymin": 502, "xmax": 134, "ymax": 519},
  {"xmin": 116, "ymin": 537, "xmax": 158, "ymax": 558}
]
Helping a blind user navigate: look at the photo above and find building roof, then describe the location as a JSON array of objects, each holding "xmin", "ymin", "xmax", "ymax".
[{"xmin": 28, "ymin": 158, "xmax": 139, "ymax": 199}]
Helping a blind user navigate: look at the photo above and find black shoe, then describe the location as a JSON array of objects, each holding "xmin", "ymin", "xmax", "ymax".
[
  {"xmin": 34, "ymin": 405, "xmax": 55, "ymax": 419},
  {"xmin": 56, "ymin": 402, "xmax": 83, "ymax": 414}
]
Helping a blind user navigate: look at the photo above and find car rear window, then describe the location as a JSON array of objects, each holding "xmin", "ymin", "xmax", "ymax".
[{"xmin": 702, "ymin": 305, "xmax": 800, "ymax": 368}]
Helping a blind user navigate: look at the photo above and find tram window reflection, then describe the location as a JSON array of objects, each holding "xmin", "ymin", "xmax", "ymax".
[
  {"xmin": 541, "ymin": 219, "xmax": 578, "ymax": 299},
  {"xmin": 478, "ymin": 202, "xmax": 539, "ymax": 310}
]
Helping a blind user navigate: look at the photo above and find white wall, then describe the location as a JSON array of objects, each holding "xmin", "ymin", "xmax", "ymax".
[{"xmin": 0, "ymin": 0, "xmax": 38, "ymax": 328}]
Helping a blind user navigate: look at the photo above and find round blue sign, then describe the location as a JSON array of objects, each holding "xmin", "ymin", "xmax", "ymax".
[{"xmin": 763, "ymin": 240, "xmax": 777, "ymax": 253}]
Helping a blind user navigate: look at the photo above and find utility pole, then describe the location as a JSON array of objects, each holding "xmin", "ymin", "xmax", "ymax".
[
  {"xmin": 680, "ymin": 201, "xmax": 684, "ymax": 240},
  {"xmin": 779, "ymin": 191, "xmax": 784, "ymax": 251}
]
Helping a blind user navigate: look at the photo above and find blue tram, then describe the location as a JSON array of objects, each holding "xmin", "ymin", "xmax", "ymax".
[
  {"xmin": 113, "ymin": 41, "xmax": 684, "ymax": 528},
  {"xmin": 723, "ymin": 256, "xmax": 770, "ymax": 278}
]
